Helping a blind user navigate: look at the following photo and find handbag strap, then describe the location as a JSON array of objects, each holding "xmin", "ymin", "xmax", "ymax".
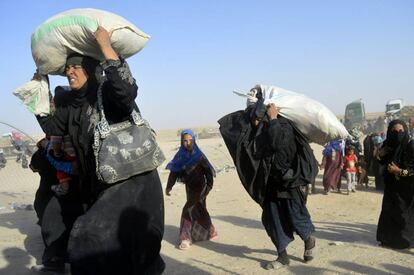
[{"xmin": 95, "ymin": 76, "xmax": 144, "ymax": 139}]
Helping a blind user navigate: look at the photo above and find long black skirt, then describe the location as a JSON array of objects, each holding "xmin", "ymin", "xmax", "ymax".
[
  {"xmin": 68, "ymin": 170, "xmax": 165, "ymax": 275},
  {"xmin": 377, "ymin": 178, "xmax": 414, "ymax": 249}
]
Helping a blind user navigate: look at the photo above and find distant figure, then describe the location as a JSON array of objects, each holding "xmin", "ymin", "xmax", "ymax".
[
  {"xmin": 371, "ymin": 133, "xmax": 386, "ymax": 190},
  {"xmin": 320, "ymin": 140, "xmax": 344, "ymax": 194},
  {"xmin": 0, "ymin": 148, "xmax": 6, "ymax": 169},
  {"xmin": 9, "ymin": 131, "xmax": 29, "ymax": 168},
  {"xmin": 363, "ymin": 133, "xmax": 375, "ymax": 176},
  {"xmin": 166, "ymin": 129, "xmax": 217, "ymax": 250},
  {"xmin": 408, "ymin": 118, "xmax": 413, "ymax": 135},
  {"xmin": 376, "ymin": 119, "xmax": 414, "ymax": 249},
  {"xmin": 356, "ymin": 155, "xmax": 369, "ymax": 188},
  {"xmin": 383, "ymin": 117, "xmax": 389, "ymax": 135},
  {"xmin": 343, "ymin": 147, "xmax": 358, "ymax": 194}
]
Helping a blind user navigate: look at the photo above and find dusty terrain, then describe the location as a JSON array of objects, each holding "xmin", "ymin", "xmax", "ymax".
[{"xmin": 0, "ymin": 129, "xmax": 413, "ymax": 274}]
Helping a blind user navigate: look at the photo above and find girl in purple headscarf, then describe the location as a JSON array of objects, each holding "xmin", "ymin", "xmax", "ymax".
[{"xmin": 166, "ymin": 129, "xmax": 218, "ymax": 250}]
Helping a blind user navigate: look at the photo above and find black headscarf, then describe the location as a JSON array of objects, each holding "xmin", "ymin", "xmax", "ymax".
[
  {"xmin": 383, "ymin": 119, "xmax": 410, "ymax": 164},
  {"xmin": 65, "ymin": 53, "xmax": 101, "ymax": 107},
  {"xmin": 65, "ymin": 54, "xmax": 102, "ymax": 202}
]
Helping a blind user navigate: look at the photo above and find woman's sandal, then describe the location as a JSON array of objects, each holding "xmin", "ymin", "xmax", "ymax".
[
  {"xmin": 264, "ymin": 260, "xmax": 288, "ymax": 270},
  {"xmin": 178, "ymin": 240, "xmax": 191, "ymax": 250},
  {"xmin": 209, "ymin": 233, "xmax": 219, "ymax": 241}
]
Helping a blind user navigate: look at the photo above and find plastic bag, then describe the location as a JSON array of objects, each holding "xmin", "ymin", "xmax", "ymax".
[
  {"xmin": 31, "ymin": 8, "xmax": 150, "ymax": 75},
  {"xmin": 13, "ymin": 76, "xmax": 51, "ymax": 116},
  {"xmin": 239, "ymin": 85, "xmax": 349, "ymax": 145}
]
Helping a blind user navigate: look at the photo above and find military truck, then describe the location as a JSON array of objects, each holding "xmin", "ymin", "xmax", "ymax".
[{"xmin": 344, "ymin": 99, "xmax": 366, "ymax": 130}]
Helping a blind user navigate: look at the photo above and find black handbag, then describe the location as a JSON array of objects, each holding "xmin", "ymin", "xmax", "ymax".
[{"xmin": 93, "ymin": 84, "xmax": 165, "ymax": 184}]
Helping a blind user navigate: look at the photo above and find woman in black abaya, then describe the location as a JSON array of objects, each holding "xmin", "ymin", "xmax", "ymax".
[
  {"xmin": 33, "ymin": 27, "xmax": 165, "ymax": 274},
  {"xmin": 376, "ymin": 119, "xmax": 414, "ymax": 249}
]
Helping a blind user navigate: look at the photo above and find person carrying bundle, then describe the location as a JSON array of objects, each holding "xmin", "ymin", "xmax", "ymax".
[
  {"xmin": 219, "ymin": 90, "xmax": 319, "ymax": 270},
  {"xmin": 30, "ymin": 27, "xmax": 164, "ymax": 275}
]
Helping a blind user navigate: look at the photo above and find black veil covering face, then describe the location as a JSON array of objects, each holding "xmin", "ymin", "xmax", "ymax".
[
  {"xmin": 383, "ymin": 119, "xmax": 410, "ymax": 164},
  {"xmin": 376, "ymin": 119, "xmax": 414, "ymax": 249}
]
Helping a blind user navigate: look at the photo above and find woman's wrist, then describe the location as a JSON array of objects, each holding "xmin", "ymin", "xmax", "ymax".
[{"xmin": 100, "ymin": 46, "xmax": 119, "ymax": 61}]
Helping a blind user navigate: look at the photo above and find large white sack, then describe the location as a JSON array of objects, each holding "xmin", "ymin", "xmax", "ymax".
[
  {"xmin": 13, "ymin": 76, "xmax": 51, "ymax": 117},
  {"xmin": 31, "ymin": 8, "xmax": 150, "ymax": 75},
  {"xmin": 241, "ymin": 85, "xmax": 349, "ymax": 145}
]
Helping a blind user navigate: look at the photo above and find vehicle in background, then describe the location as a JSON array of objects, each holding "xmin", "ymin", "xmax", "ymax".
[
  {"xmin": 385, "ymin": 99, "xmax": 404, "ymax": 120},
  {"xmin": 385, "ymin": 99, "xmax": 414, "ymax": 130},
  {"xmin": 344, "ymin": 99, "xmax": 366, "ymax": 130},
  {"xmin": 400, "ymin": 106, "xmax": 414, "ymax": 127}
]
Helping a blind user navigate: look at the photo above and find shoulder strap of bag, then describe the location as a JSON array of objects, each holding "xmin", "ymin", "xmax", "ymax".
[{"xmin": 94, "ymin": 77, "xmax": 144, "ymax": 139}]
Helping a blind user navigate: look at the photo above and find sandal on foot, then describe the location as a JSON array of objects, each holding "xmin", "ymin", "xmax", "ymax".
[
  {"xmin": 264, "ymin": 260, "xmax": 288, "ymax": 270},
  {"xmin": 209, "ymin": 234, "xmax": 219, "ymax": 241},
  {"xmin": 178, "ymin": 240, "xmax": 191, "ymax": 250}
]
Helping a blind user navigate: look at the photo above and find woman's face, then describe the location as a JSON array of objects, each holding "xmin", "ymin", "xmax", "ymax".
[
  {"xmin": 391, "ymin": 123, "xmax": 404, "ymax": 133},
  {"xmin": 65, "ymin": 64, "xmax": 88, "ymax": 90},
  {"xmin": 182, "ymin": 134, "xmax": 193, "ymax": 151}
]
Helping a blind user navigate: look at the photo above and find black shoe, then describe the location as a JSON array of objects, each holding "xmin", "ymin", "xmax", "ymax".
[
  {"xmin": 31, "ymin": 261, "xmax": 65, "ymax": 274},
  {"xmin": 31, "ymin": 264, "xmax": 64, "ymax": 274},
  {"xmin": 264, "ymin": 250, "xmax": 290, "ymax": 270},
  {"xmin": 304, "ymin": 236, "xmax": 316, "ymax": 262}
]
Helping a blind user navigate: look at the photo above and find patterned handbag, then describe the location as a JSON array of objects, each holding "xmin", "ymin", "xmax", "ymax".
[{"xmin": 93, "ymin": 82, "xmax": 165, "ymax": 184}]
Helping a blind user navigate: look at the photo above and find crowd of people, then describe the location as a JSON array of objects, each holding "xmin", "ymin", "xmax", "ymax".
[
  {"xmin": 319, "ymin": 120, "xmax": 414, "ymax": 251},
  {"xmin": 2, "ymin": 24, "xmax": 411, "ymax": 274}
]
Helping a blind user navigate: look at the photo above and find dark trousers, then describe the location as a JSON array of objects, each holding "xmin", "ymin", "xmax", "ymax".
[{"xmin": 261, "ymin": 196, "xmax": 314, "ymax": 253}]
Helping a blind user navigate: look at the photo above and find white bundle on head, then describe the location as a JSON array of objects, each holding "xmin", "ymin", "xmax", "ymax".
[{"xmin": 233, "ymin": 84, "xmax": 350, "ymax": 145}]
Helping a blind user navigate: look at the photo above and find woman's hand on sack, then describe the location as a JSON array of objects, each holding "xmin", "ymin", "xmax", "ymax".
[
  {"xmin": 31, "ymin": 71, "xmax": 42, "ymax": 81},
  {"xmin": 94, "ymin": 26, "xmax": 119, "ymax": 61},
  {"xmin": 94, "ymin": 26, "xmax": 112, "ymax": 48},
  {"xmin": 31, "ymin": 71, "xmax": 49, "ymax": 84},
  {"xmin": 387, "ymin": 162, "xmax": 401, "ymax": 175},
  {"xmin": 165, "ymin": 188, "xmax": 171, "ymax": 196},
  {"xmin": 266, "ymin": 103, "xmax": 279, "ymax": 120}
]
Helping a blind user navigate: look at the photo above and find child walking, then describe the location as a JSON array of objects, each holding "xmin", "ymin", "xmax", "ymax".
[{"xmin": 343, "ymin": 147, "xmax": 358, "ymax": 195}]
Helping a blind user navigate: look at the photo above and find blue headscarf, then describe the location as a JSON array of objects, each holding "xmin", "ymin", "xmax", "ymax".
[
  {"xmin": 322, "ymin": 140, "xmax": 343, "ymax": 157},
  {"xmin": 166, "ymin": 129, "xmax": 215, "ymax": 175}
]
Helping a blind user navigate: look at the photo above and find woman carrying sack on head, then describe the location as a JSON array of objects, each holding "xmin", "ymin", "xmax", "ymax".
[{"xmin": 32, "ymin": 27, "xmax": 165, "ymax": 275}]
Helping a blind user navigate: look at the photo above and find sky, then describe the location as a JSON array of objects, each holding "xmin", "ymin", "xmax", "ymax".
[{"xmin": 0, "ymin": 0, "xmax": 413, "ymax": 135}]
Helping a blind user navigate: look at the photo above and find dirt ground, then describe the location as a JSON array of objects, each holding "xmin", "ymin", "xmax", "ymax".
[{"xmin": 0, "ymin": 131, "xmax": 413, "ymax": 274}]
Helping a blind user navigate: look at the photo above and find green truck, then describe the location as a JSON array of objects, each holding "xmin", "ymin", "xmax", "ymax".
[{"xmin": 344, "ymin": 99, "xmax": 366, "ymax": 130}]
